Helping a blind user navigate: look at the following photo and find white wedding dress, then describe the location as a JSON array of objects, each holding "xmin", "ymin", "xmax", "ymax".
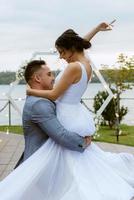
[{"xmin": 0, "ymin": 62, "xmax": 134, "ymax": 200}]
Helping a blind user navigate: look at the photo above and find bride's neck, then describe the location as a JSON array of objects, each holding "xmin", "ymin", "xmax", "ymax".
[{"xmin": 71, "ymin": 52, "xmax": 85, "ymax": 62}]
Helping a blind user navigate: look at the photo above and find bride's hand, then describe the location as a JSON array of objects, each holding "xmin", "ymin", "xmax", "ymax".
[
  {"xmin": 96, "ymin": 20, "xmax": 116, "ymax": 32},
  {"xmin": 26, "ymin": 84, "xmax": 32, "ymax": 96}
]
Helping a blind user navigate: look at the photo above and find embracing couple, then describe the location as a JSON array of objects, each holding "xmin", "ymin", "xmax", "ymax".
[{"xmin": 0, "ymin": 21, "xmax": 134, "ymax": 200}]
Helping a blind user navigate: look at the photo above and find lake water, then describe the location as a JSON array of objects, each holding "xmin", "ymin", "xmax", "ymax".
[{"xmin": 0, "ymin": 84, "xmax": 134, "ymax": 125}]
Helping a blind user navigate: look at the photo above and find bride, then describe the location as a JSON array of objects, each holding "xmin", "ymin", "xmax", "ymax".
[{"xmin": 0, "ymin": 22, "xmax": 134, "ymax": 200}]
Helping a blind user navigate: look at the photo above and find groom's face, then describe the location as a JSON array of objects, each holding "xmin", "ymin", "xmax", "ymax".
[{"xmin": 35, "ymin": 65, "xmax": 55, "ymax": 90}]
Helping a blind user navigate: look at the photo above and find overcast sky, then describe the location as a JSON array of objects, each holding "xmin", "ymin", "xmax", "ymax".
[{"xmin": 0, "ymin": 0, "xmax": 134, "ymax": 71}]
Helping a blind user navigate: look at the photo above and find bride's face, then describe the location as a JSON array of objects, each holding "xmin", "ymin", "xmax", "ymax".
[{"xmin": 57, "ymin": 47, "xmax": 74, "ymax": 63}]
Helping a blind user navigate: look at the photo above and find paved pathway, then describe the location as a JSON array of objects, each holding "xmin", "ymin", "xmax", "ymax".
[
  {"xmin": 0, "ymin": 132, "xmax": 24, "ymax": 181},
  {"xmin": 0, "ymin": 131, "xmax": 134, "ymax": 181}
]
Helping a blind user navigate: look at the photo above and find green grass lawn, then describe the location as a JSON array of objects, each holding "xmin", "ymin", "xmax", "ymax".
[
  {"xmin": 0, "ymin": 125, "xmax": 23, "ymax": 135},
  {"xmin": 0, "ymin": 124, "xmax": 134, "ymax": 147},
  {"xmin": 93, "ymin": 124, "xmax": 134, "ymax": 147}
]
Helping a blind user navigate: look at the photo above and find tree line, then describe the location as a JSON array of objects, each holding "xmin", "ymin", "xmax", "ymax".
[
  {"xmin": 0, "ymin": 70, "xmax": 60, "ymax": 84},
  {"xmin": 0, "ymin": 69, "xmax": 134, "ymax": 85},
  {"xmin": 0, "ymin": 54, "xmax": 134, "ymax": 84}
]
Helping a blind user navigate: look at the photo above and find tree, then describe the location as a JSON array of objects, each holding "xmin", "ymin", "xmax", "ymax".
[
  {"xmin": 101, "ymin": 54, "xmax": 134, "ymax": 141},
  {"xmin": 93, "ymin": 88, "xmax": 128, "ymax": 128}
]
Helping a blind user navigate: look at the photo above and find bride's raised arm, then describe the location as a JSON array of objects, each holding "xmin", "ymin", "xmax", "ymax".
[
  {"xmin": 83, "ymin": 20, "xmax": 115, "ymax": 41},
  {"xmin": 27, "ymin": 63, "xmax": 80, "ymax": 101}
]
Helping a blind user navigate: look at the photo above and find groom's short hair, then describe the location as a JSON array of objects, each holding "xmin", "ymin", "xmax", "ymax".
[{"xmin": 24, "ymin": 60, "xmax": 46, "ymax": 83}]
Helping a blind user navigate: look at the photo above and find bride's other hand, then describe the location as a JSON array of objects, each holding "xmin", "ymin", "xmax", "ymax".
[
  {"xmin": 26, "ymin": 84, "xmax": 32, "ymax": 96},
  {"xmin": 96, "ymin": 20, "xmax": 116, "ymax": 32},
  {"xmin": 83, "ymin": 19, "xmax": 116, "ymax": 41}
]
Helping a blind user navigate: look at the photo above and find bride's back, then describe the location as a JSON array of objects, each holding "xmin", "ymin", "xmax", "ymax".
[{"xmin": 56, "ymin": 62, "xmax": 89, "ymax": 104}]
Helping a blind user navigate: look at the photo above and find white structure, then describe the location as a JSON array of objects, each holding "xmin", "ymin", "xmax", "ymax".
[{"xmin": 5, "ymin": 51, "xmax": 114, "ymax": 118}]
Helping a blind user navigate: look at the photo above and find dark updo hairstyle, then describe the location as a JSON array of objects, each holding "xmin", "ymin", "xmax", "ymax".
[{"xmin": 55, "ymin": 29, "xmax": 91, "ymax": 52}]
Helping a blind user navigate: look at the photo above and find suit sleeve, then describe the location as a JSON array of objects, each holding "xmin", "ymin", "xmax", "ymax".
[{"xmin": 31, "ymin": 99, "xmax": 85, "ymax": 152}]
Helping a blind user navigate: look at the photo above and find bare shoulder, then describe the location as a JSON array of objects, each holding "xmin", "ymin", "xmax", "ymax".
[
  {"xmin": 60, "ymin": 62, "xmax": 81, "ymax": 83},
  {"xmin": 64, "ymin": 62, "xmax": 81, "ymax": 74}
]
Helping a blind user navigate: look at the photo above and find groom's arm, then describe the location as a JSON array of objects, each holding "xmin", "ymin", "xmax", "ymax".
[{"xmin": 31, "ymin": 99, "xmax": 87, "ymax": 152}]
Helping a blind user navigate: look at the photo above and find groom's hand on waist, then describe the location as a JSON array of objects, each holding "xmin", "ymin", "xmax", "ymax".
[
  {"xmin": 84, "ymin": 136, "xmax": 92, "ymax": 147},
  {"xmin": 78, "ymin": 136, "xmax": 92, "ymax": 149}
]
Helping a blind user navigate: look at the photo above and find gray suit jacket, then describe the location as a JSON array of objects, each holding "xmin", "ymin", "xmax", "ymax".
[{"xmin": 18, "ymin": 96, "xmax": 85, "ymax": 165}]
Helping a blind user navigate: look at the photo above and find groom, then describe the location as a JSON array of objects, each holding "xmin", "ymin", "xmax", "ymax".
[{"xmin": 15, "ymin": 60, "xmax": 91, "ymax": 167}]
